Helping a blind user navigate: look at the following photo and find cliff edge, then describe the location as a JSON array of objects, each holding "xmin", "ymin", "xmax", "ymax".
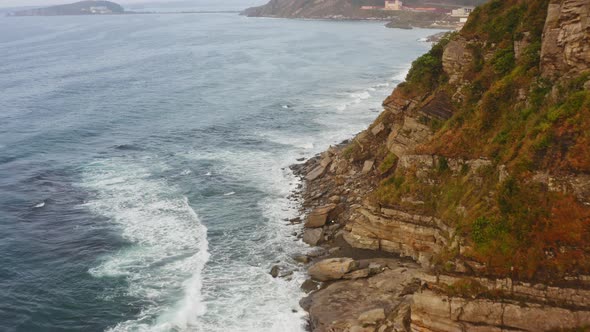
[{"xmin": 294, "ymin": 0, "xmax": 590, "ymax": 331}]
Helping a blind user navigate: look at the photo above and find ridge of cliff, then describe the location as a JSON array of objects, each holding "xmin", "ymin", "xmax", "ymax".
[{"xmin": 293, "ymin": 0, "xmax": 590, "ymax": 331}]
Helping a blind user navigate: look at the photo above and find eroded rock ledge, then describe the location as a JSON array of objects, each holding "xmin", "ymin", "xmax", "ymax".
[{"xmin": 295, "ymin": 147, "xmax": 590, "ymax": 331}]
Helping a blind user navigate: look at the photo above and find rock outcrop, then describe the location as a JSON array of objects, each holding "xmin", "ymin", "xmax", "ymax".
[
  {"xmin": 294, "ymin": 0, "xmax": 590, "ymax": 331},
  {"xmin": 541, "ymin": 0, "xmax": 590, "ymax": 79}
]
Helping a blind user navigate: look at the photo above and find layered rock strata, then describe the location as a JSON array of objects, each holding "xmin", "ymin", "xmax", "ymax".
[{"xmin": 293, "ymin": 1, "xmax": 590, "ymax": 331}]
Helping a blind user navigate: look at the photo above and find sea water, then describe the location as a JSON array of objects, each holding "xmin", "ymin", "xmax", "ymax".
[{"xmin": 0, "ymin": 13, "xmax": 435, "ymax": 332}]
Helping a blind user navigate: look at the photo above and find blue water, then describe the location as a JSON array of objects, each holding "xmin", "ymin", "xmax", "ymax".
[{"xmin": 0, "ymin": 13, "xmax": 434, "ymax": 332}]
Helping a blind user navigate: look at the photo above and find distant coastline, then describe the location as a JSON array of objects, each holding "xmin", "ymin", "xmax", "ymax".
[{"xmin": 241, "ymin": 0, "xmax": 487, "ymax": 30}]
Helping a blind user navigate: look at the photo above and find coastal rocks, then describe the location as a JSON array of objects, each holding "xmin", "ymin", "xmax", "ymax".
[
  {"xmin": 303, "ymin": 262, "xmax": 423, "ymax": 332},
  {"xmin": 411, "ymin": 289, "xmax": 590, "ymax": 332},
  {"xmin": 358, "ymin": 308, "xmax": 385, "ymax": 325},
  {"xmin": 301, "ymin": 279, "xmax": 320, "ymax": 293},
  {"xmin": 306, "ymin": 165, "xmax": 327, "ymax": 181},
  {"xmin": 305, "ymin": 204, "xmax": 337, "ymax": 228},
  {"xmin": 541, "ymin": 0, "xmax": 590, "ymax": 79},
  {"xmin": 308, "ymin": 258, "xmax": 357, "ymax": 281},
  {"xmin": 442, "ymin": 37, "xmax": 473, "ymax": 85},
  {"xmin": 270, "ymin": 265, "xmax": 280, "ymax": 278},
  {"xmin": 294, "ymin": 254, "xmax": 310, "ymax": 264},
  {"xmin": 343, "ymin": 208, "xmax": 451, "ymax": 268},
  {"xmin": 303, "ymin": 228, "xmax": 325, "ymax": 246}
]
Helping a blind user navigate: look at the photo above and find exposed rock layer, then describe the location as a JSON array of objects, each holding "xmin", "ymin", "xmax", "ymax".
[{"xmin": 295, "ymin": 1, "xmax": 590, "ymax": 331}]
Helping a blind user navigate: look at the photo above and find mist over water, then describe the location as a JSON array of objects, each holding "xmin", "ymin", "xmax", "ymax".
[{"xmin": 0, "ymin": 13, "xmax": 435, "ymax": 331}]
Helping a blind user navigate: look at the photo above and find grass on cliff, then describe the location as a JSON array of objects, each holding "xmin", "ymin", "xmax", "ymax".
[{"xmin": 371, "ymin": 0, "xmax": 590, "ymax": 280}]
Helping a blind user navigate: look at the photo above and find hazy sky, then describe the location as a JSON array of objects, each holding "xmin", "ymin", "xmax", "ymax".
[{"xmin": 0, "ymin": 0, "xmax": 265, "ymax": 8}]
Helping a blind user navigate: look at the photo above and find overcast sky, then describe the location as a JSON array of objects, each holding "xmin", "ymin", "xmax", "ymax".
[{"xmin": 0, "ymin": 0, "xmax": 265, "ymax": 9}]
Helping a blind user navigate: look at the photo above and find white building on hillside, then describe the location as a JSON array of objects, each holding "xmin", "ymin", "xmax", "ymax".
[
  {"xmin": 451, "ymin": 7, "xmax": 474, "ymax": 17},
  {"xmin": 384, "ymin": 0, "xmax": 403, "ymax": 11}
]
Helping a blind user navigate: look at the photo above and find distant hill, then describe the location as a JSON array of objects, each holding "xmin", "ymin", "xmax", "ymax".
[
  {"xmin": 10, "ymin": 1, "xmax": 125, "ymax": 16},
  {"xmin": 242, "ymin": 0, "xmax": 488, "ymax": 19}
]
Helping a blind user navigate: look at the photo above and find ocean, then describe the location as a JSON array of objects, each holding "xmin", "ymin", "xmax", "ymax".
[{"xmin": 0, "ymin": 12, "xmax": 435, "ymax": 332}]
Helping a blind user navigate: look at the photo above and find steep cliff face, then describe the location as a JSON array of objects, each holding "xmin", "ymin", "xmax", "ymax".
[
  {"xmin": 297, "ymin": 0, "xmax": 590, "ymax": 331},
  {"xmin": 541, "ymin": 0, "xmax": 590, "ymax": 79}
]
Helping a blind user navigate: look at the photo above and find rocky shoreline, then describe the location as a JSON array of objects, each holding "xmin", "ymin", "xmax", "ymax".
[
  {"xmin": 278, "ymin": 0, "xmax": 590, "ymax": 329},
  {"xmin": 286, "ymin": 139, "xmax": 590, "ymax": 332},
  {"xmin": 270, "ymin": 0, "xmax": 590, "ymax": 332}
]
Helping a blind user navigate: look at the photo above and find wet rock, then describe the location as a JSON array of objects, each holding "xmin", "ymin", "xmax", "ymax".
[
  {"xmin": 308, "ymin": 257, "xmax": 357, "ymax": 281},
  {"xmin": 301, "ymin": 279, "xmax": 320, "ymax": 293},
  {"xmin": 294, "ymin": 254, "xmax": 310, "ymax": 264},
  {"xmin": 270, "ymin": 265, "xmax": 279, "ymax": 278}
]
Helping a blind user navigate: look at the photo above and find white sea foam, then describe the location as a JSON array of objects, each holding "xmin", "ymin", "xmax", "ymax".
[
  {"xmin": 33, "ymin": 201, "xmax": 45, "ymax": 208},
  {"xmin": 223, "ymin": 192, "xmax": 235, "ymax": 196},
  {"xmin": 350, "ymin": 91, "xmax": 371, "ymax": 100},
  {"xmin": 83, "ymin": 159, "xmax": 210, "ymax": 332},
  {"xmin": 180, "ymin": 148, "xmax": 310, "ymax": 332},
  {"xmin": 392, "ymin": 65, "xmax": 411, "ymax": 82}
]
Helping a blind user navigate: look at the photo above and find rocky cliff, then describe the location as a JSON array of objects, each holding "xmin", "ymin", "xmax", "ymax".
[{"xmin": 293, "ymin": 0, "xmax": 590, "ymax": 331}]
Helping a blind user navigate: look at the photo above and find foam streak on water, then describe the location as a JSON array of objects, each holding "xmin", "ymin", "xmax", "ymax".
[{"xmin": 82, "ymin": 158, "xmax": 210, "ymax": 331}]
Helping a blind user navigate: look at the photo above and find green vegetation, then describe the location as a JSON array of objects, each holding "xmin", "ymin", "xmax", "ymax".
[
  {"xmin": 445, "ymin": 278, "xmax": 487, "ymax": 298},
  {"xmin": 378, "ymin": 153, "xmax": 398, "ymax": 174},
  {"xmin": 371, "ymin": 0, "xmax": 590, "ymax": 280},
  {"xmin": 401, "ymin": 32, "xmax": 455, "ymax": 95}
]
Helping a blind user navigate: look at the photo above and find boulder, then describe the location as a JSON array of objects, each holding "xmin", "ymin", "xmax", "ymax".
[
  {"xmin": 358, "ymin": 308, "xmax": 385, "ymax": 325},
  {"xmin": 371, "ymin": 122, "xmax": 385, "ymax": 136},
  {"xmin": 293, "ymin": 254, "xmax": 310, "ymax": 264},
  {"xmin": 301, "ymin": 279, "xmax": 320, "ymax": 293},
  {"xmin": 306, "ymin": 165, "xmax": 326, "ymax": 181},
  {"xmin": 304, "ymin": 204, "xmax": 336, "ymax": 228},
  {"xmin": 303, "ymin": 228, "xmax": 324, "ymax": 246},
  {"xmin": 308, "ymin": 258, "xmax": 358, "ymax": 281},
  {"xmin": 362, "ymin": 160, "xmax": 375, "ymax": 174}
]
